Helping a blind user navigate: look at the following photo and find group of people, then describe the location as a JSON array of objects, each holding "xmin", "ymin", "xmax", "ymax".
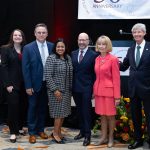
[{"xmin": 0, "ymin": 22, "xmax": 150, "ymax": 149}]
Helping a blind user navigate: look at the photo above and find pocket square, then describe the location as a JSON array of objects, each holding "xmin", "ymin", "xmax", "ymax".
[{"xmin": 146, "ymin": 49, "xmax": 149, "ymax": 50}]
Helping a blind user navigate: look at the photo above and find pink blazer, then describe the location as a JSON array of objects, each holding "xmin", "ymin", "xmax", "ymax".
[{"xmin": 93, "ymin": 53, "xmax": 120, "ymax": 98}]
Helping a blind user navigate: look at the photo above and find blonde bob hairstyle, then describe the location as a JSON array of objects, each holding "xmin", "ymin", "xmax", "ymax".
[{"xmin": 95, "ymin": 35, "xmax": 112, "ymax": 52}]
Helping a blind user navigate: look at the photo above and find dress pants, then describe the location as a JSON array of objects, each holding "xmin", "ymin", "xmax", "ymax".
[
  {"xmin": 7, "ymin": 90, "xmax": 20, "ymax": 134},
  {"xmin": 73, "ymin": 91, "xmax": 92, "ymax": 138},
  {"xmin": 131, "ymin": 94, "xmax": 150, "ymax": 140},
  {"xmin": 27, "ymin": 82, "xmax": 48, "ymax": 135}
]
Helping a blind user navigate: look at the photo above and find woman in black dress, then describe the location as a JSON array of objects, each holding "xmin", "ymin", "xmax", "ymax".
[{"xmin": 1, "ymin": 29, "xmax": 27, "ymax": 142}]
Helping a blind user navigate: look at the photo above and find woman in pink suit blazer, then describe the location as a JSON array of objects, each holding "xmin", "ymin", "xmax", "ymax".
[{"xmin": 93, "ymin": 35, "xmax": 120, "ymax": 147}]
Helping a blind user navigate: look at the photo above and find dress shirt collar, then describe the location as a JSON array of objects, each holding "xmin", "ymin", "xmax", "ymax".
[
  {"xmin": 136, "ymin": 40, "xmax": 145, "ymax": 50},
  {"xmin": 79, "ymin": 47, "xmax": 88, "ymax": 56},
  {"xmin": 36, "ymin": 40, "xmax": 47, "ymax": 47}
]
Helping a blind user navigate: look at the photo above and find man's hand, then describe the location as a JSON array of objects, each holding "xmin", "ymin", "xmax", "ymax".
[
  {"xmin": 26, "ymin": 88, "xmax": 34, "ymax": 96},
  {"xmin": 6, "ymin": 86, "xmax": 14, "ymax": 93}
]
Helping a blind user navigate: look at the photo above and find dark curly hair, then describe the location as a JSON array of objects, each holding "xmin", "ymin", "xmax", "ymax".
[{"xmin": 52, "ymin": 38, "xmax": 68, "ymax": 59}]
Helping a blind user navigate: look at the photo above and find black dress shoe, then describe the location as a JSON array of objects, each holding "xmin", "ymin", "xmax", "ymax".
[
  {"xmin": 128, "ymin": 140, "xmax": 143, "ymax": 149},
  {"xmin": 74, "ymin": 133, "xmax": 84, "ymax": 140},
  {"xmin": 83, "ymin": 137, "xmax": 90, "ymax": 146}
]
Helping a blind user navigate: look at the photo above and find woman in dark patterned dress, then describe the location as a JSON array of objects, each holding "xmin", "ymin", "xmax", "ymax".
[{"xmin": 44, "ymin": 38, "xmax": 73, "ymax": 144}]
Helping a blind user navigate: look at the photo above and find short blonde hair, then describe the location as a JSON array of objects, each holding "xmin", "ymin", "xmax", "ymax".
[{"xmin": 95, "ymin": 35, "xmax": 112, "ymax": 52}]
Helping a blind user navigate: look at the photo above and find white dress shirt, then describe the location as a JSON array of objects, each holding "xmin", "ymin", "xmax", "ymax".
[{"xmin": 134, "ymin": 40, "xmax": 145, "ymax": 60}]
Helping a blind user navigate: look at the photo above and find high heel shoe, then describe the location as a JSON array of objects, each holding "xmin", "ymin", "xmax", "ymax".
[
  {"xmin": 107, "ymin": 138, "xmax": 114, "ymax": 148},
  {"xmin": 94, "ymin": 138, "xmax": 108, "ymax": 146},
  {"xmin": 19, "ymin": 130, "xmax": 26, "ymax": 136},
  {"xmin": 51, "ymin": 133, "xmax": 65, "ymax": 144},
  {"xmin": 50, "ymin": 133, "xmax": 54, "ymax": 138},
  {"xmin": 107, "ymin": 141, "xmax": 114, "ymax": 148},
  {"xmin": 61, "ymin": 136, "xmax": 67, "ymax": 141},
  {"xmin": 10, "ymin": 134, "xmax": 16, "ymax": 143}
]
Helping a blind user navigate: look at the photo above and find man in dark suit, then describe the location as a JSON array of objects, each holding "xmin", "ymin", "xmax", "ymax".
[
  {"xmin": 71, "ymin": 33, "xmax": 98, "ymax": 146},
  {"xmin": 120, "ymin": 23, "xmax": 150, "ymax": 149},
  {"xmin": 22, "ymin": 23, "xmax": 53, "ymax": 143}
]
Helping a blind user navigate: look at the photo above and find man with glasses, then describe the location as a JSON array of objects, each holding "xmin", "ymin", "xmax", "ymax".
[
  {"xmin": 22, "ymin": 23, "xmax": 53, "ymax": 144},
  {"xmin": 71, "ymin": 33, "xmax": 98, "ymax": 146}
]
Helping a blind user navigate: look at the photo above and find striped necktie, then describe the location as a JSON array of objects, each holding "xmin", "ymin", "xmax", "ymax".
[{"xmin": 79, "ymin": 50, "xmax": 84, "ymax": 63}]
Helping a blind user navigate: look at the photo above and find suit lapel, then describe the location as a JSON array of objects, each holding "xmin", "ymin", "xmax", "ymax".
[
  {"xmin": 33, "ymin": 41, "xmax": 42, "ymax": 63},
  {"xmin": 139, "ymin": 42, "xmax": 149, "ymax": 66},
  {"xmin": 74, "ymin": 50, "xmax": 79, "ymax": 64},
  {"xmin": 79, "ymin": 48, "xmax": 90, "ymax": 64},
  {"xmin": 131, "ymin": 45, "xmax": 137, "ymax": 68},
  {"xmin": 47, "ymin": 42, "xmax": 51, "ymax": 55}
]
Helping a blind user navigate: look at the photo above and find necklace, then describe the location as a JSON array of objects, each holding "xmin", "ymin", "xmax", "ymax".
[{"xmin": 99, "ymin": 55, "xmax": 106, "ymax": 66}]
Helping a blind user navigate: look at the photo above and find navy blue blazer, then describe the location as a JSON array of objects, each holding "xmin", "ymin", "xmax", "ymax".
[
  {"xmin": 22, "ymin": 41, "xmax": 53, "ymax": 92},
  {"xmin": 71, "ymin": 48, "xmax": 98, "ymax": 93},
  {"xmin": 120, "ymin": 41, "xmax": 150, "ymax": 99}
]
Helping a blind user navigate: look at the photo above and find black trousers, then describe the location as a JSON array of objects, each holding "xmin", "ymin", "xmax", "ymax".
[
  {"xmin": 73, "ymin": 91, "xmax": 92, "ymax": 138},
  {"xmin": 7, "ymin": 88, "xmax": 28, "ymax": 134},
  {"xmin": 131, "ymin": 94, "xmax": 150, "ymax": 140}
]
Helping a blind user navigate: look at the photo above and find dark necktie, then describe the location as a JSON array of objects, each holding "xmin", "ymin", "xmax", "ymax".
[
  {"xmin": 79, "ymin": 50, "xmax": 84, "ymax": 63},
  {"xmin": 136, "ymin": 45, "xmax": 141, "ymax": 67}
]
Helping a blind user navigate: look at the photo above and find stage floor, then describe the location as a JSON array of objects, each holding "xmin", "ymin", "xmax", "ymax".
[{"xmin": 0, "ymin": 125, "xmax": 149, "ymax": 150}]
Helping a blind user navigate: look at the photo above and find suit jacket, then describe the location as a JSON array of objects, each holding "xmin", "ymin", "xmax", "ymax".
[
  {"xmin": 44, "ymin": 54, "xmax": 73, "ymax": 93},
  {"xmin": 93, "ymin": 53, "xmax": 120, "ymax": 98},
  {"xmin": 22, "ymin": 41, "xmax": 53, "ymax": 92},
  {"xmin": 120, "ymin": 41, "xmax": 150, "ymax": 99},
  {"xmin": 71, "ymin": 48, "xmax": 98, "ymax": 92},
  {"xmin": 1, "ymin": 47, "xmax": 23, "ymax": 90}
]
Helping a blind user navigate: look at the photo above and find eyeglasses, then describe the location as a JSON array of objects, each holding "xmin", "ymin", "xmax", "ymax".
[
  {"xmin": 78, "ymin": 39, "xmax": 89, "ymax": 42},
  {"xmin": 36, "ymin": 32, "xmax": 47, "ymax": 35}
]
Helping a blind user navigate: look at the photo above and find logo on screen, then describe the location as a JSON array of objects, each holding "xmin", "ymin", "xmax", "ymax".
[{"xmin": 94, "ymin": 0, "xmax": 120, "ymax": 3}]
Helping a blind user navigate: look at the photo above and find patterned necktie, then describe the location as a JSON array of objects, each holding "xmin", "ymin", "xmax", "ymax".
[
  {"xmin": 79, "ymin": 50, "xmax": 84, "ymax": 63},
  {"xmin": 136, "ymin": 45, "xmax": 141, "ymax": 67},
  {"xmin": 41, "ymin": 44, "xmax": 46, "ymax": 66}
]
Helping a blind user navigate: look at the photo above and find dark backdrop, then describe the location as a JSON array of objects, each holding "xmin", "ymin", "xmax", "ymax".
[
  {"xmin": 0, "ymin": 0, "xmax": 150, "ymax": 126},
  {"xmin": 0, "ymin": 0, "xmax": 150, "ymax": 50}
]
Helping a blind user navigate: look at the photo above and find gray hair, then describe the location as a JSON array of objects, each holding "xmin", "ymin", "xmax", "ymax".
[{"xmin": 131, "ymin": 23, "xmax": 146, "ymax": 33}]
